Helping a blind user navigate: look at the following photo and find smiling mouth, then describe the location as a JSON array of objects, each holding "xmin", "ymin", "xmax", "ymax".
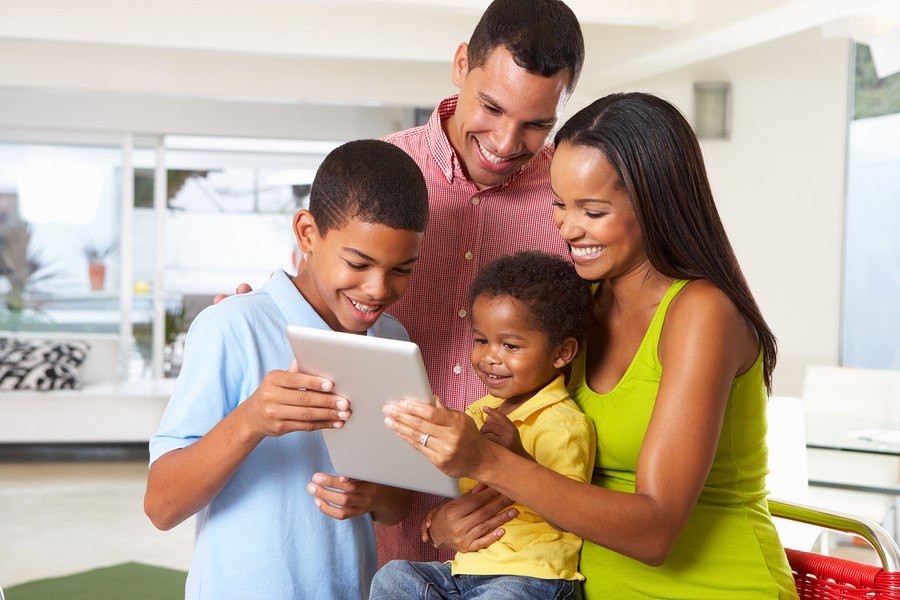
[
  {"xmin": 571, "ymin": 245, "xmax": 604, "ymax": 258},
  {"xmin": 349, "ymin": 298, "xmax": 381, "ymax": 315},
  {"xmin": 476, "ymin": 139, "xmax": 518, "ymax": 166},
  {"xmin": 482, "ymin": 371, "xmax": 510, "ymax": 383}
]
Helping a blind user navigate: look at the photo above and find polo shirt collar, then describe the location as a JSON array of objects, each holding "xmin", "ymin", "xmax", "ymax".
[{"xmin": 479, "ymin": 374, "xmax": 570, "ymax": 423}]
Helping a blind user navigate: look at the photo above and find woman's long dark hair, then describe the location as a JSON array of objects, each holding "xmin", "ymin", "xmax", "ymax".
[{"xmin": 555, "ymin": 92, "xmax": 777, "ymax": 391}]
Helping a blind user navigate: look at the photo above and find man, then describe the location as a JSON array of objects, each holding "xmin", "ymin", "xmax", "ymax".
[
  {"xmin": 375, "ymin": 0, "xmax": 583, "ymax": 565},
  {"xmin": 220, "ymin": 0, "xmax": 584, "ymax": 566}
]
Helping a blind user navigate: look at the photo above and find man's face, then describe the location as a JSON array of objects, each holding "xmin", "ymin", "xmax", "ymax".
[{"xmin": 444, "ymin": 44, "xmax": 572, "ymax": 190}]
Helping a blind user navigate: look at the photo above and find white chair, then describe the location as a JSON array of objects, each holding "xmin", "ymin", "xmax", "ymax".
[{"xmin": 766, "ymin": 395, "xmax": 822, "ymax": 551}]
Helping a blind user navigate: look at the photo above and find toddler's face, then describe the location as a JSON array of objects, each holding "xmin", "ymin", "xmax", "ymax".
[{"xmin": 470, "ymin": 294, "xmax": 561, "ymax": 405}]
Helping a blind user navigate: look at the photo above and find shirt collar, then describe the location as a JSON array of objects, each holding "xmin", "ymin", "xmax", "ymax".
[{"xmin": 478, "ymin": 374, "xmax": 570, "ymax": 423}]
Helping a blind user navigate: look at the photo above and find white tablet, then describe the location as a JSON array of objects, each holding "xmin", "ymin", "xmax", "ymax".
[{"xmin": 285, "ymin": 325, "xmax": 460, "ymax": 498}]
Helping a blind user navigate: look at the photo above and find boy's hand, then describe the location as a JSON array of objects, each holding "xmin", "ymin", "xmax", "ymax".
[
  {"xmin": 239, "ymin": 360, "xmax": 349, "ymax": 436},
  {"xmin": 307, "ymin": 473, "xmax": 378, "ymax": 520},
  {"xmin": 479, "ymin": 407, "xmax": 531, "ymax": 460}
]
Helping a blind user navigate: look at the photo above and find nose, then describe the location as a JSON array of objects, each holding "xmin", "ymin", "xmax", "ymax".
[
  {"xmin": 362, "ymin": 271, "xmax": 391, "ymax": 300},
  {"xmin": 480, "ymin": 346, "xmax": 501, "ymax": 365},
  {"xmin": 492, "ymin": 120, "xmax": 521, "ymax": 158},
  {"xmin": 555, "ymin": 210, "xmax": 583, "ymax": 242}
]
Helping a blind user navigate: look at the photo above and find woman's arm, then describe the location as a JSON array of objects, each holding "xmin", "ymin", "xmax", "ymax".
[{"xmin": 384, "ymin": 281, "xmax": 758, "ymax": 565}]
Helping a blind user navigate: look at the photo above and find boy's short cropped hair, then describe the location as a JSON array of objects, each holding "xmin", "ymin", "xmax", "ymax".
[
  {"xmin": 309, "ymin": 139, "xmax": 429, "ymax": 235},
  {"xmin": 469, "ymin": 251, "xmax": 592, "ymax": 348},
  {"xmin": 467, "ymin": 0, "xmax": 584, "ymax": 93}
]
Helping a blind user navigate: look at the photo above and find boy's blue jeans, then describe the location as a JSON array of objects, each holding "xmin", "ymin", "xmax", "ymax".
[{"xmin": 370, "ymin": 560, "xmax": 583, "ymax": 600}]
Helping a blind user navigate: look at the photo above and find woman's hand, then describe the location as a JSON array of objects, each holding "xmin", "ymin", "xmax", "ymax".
[
  {"xmin": 423, "ymin": 483, "xmax": 517, "ymax": 552},
  {"xmin": 382, "ymin": 397, "xmax": 488, "ymax": 479}
]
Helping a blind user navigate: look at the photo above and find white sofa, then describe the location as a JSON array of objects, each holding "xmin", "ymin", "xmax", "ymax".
[{"xmin": 0, "ymin": 331, "xmax": 174, "ymax": 443}]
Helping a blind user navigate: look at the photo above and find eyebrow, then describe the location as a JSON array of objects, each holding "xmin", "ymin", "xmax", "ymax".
[
  {"xmin": 342, "ymin": 247, "xmax": 419, "ymax": 266},
  {"xmin": 478, "ymin": 92, "xmax": 558, "ymax": 127}
]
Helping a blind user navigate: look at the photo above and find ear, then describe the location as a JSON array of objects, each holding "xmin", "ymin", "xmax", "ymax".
[
  {"xmin": 293, "ymin": 209, "xmax": 318, "ymax": 254},
  {"xmin": 451, "ymin": 42, "xmax": 470, "ymax": 88},
  {"xmin": 552, "ymin": 337, "xmax": 579, "ymax": 370}
]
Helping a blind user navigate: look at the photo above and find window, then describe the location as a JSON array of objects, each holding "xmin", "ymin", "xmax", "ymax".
[{"xmin": 842, "ymin": 44, "xmax": 900, "ymax": 370}]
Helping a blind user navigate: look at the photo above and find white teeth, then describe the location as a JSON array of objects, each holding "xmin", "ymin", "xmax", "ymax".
[
  {"xmin": 477, "ymin": 140, "xmax": 504, "ymax": 165},
  {"xmin": 351, "ymin": 299, "xmax": 379, "ymax": 314},
  {"xmin": 571, "ymin": 245, "xmax": 603, "ymax": 258}
]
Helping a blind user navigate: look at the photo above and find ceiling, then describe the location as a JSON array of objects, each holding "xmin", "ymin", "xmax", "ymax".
[{"xmin": 1, "ymin": 0, "xmax": 900, "ymax": 109}]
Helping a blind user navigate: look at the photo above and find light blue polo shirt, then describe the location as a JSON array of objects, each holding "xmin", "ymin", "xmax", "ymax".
[{"xmin": 150, "ymin": 269, "xmax": 408, "ymax": 600}]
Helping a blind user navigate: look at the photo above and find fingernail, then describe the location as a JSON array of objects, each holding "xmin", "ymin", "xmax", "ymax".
[
  {"xmin": 321, "ymin": 381, "xmax": 333, "ymax": 392},
  {"xmin": 313, "ymin": 474, "xmax": 324, "ymax": 484},
  {"xmin": 332, "ymin": 421, "xmax": 344, "ymax": 429},
  {"xmin": 382, "ymin": 405, "xmax": 394, "ymax": 416},
  {"xmin": 306, "ymin": 484, "xmax": 316, "ymax": 494},
  {"xmin": 383, "ymin": 417, "xmax": 395, "ymax": 428},
  {"xmin": 337, "ymin": 411, "xmax": 350, "ymax": 419},
  {"xmin": 496, "ymin": 528, "xmax": 504, "ymax": 536},
  {"xmin": 314, "ymin": 499, "xmax": 322, "ymax": 507},
  {"xmin": 508, "ymin": 510, "xmax": 517, "ymax": 518},
  {"xmin": 336, "ymin": 399, "xmax": 349, "ymax": 410}
]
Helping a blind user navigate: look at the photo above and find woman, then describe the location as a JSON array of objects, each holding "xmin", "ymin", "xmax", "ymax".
[{"xmin": 382, "ymin": 92, "xmax": 798, "ymax": 599}]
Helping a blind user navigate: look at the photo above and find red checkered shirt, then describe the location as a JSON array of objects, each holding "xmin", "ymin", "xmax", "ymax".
[{"xmin": 378, "ymin": 95, "xmax": 569, "ymax": 565}]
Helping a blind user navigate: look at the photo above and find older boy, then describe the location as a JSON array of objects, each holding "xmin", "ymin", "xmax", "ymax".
[{"xmin": 144, "ymin": 140, "xmax": 428, "ymax": 599}]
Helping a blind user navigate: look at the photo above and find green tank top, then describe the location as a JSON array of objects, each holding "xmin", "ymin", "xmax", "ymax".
[{"xmin": 569, "ymin": 279, "xmax": 798, "ymax": 599}]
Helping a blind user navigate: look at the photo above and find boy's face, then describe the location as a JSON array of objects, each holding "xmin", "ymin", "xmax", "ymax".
[
  {"xmin": 445, "ymin": 44, "xmax": 571, "ymax": 191},
  {"xmin": 293, "ymin": 211, "xmax": 422, "ymax": 334},
  {"xmin": 470, "ymin": 294, "xmax": 572, "ymax": 406}
]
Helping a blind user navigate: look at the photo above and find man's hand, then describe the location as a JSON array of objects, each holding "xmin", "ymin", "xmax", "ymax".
[{"xmin": 213, "ymin": 283, "xmax": 253, "ymax": 304}]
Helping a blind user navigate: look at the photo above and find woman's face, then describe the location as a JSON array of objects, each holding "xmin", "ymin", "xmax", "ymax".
[{"xmin": 550, "ymin": 142, "xmax": 647, "ymax": 282}]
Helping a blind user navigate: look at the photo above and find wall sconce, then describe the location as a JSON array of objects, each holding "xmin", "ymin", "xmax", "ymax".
[{"xmin": 693, "ymin": 82, "xmax": 731, "ymax": 140}]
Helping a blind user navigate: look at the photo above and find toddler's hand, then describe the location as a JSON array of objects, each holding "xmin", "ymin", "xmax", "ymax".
[{"xmin": 479, "ymin": 407, "xmax": 531, "ymax": 460}]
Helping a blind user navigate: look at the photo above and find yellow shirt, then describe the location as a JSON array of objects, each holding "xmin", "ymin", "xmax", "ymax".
[{"xmin": 451, "ymin": 374, "xmax": 596, "ymax": 580}]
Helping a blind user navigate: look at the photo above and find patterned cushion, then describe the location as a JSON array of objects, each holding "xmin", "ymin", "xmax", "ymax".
[{"xmin": 0, "ymin": 337, "xmax": 91, "ymax": 391}]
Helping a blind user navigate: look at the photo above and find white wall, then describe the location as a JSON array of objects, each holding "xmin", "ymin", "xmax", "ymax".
[
  {"xmin": 615, "ymin": 28, "xmax": 851, "ymax": 395},
  {"xmin": 0, "ymin": 26, "xmax": 852, "ymax": 395}
]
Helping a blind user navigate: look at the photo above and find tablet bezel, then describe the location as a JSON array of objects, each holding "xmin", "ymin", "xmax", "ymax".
[{"xmin": 285, "ymin": 325, "xmax": 460, "ymax": 498}]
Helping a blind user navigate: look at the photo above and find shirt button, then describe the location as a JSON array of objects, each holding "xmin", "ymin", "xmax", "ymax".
[
  {"xmin": 453, "ymin": 364, "xmax": 462, "ymax": 375},
  {"xmin": 471, "ymin": 197, "xmax": 480, "ymax": 206},
  {"xmin": 464, "ymin": 251, "xmax": 473, "ymax": 261},
  {"xmin": 458, "ymin": 309, "xmax": 467, "ymax": 318}
]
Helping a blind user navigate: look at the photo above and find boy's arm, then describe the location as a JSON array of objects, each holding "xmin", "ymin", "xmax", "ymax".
[
  {"xmin": 307, "ymin": 474, "xmax": 413, "ymax": 525},
  {"xmin": 144, "ymin": 362, "xmax": 351, "ymax": 531}
]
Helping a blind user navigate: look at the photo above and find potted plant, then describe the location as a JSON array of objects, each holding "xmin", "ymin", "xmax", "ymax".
[
  {"xmin": 83, "ymin": 239, "xmax": 118, "ymax": 291},
  {"xmin": 0, "ymin": 222, "xmax": 57, "ymax": 327}
]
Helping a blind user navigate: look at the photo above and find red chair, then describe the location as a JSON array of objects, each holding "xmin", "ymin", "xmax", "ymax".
[{"xmin": 770, "ymin": 498, "xmax": 900, "ymax": 599}]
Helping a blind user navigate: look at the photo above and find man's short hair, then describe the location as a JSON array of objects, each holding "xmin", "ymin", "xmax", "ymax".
[
  {"xmin": 309, "ymin": 139, "xmax": 429, "ymax": 235},
  {"xmin": 467, "ymin": 0, "xmax": 584, "ymax": 92},
  {"xmin": 469, "ymin": 251, "xmax": 592, "ymax": 348}
]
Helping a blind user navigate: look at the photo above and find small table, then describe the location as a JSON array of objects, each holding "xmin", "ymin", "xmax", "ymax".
[{"xmin": 804, "ymin": 413, "xmax": 900, "ymax": 538}]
